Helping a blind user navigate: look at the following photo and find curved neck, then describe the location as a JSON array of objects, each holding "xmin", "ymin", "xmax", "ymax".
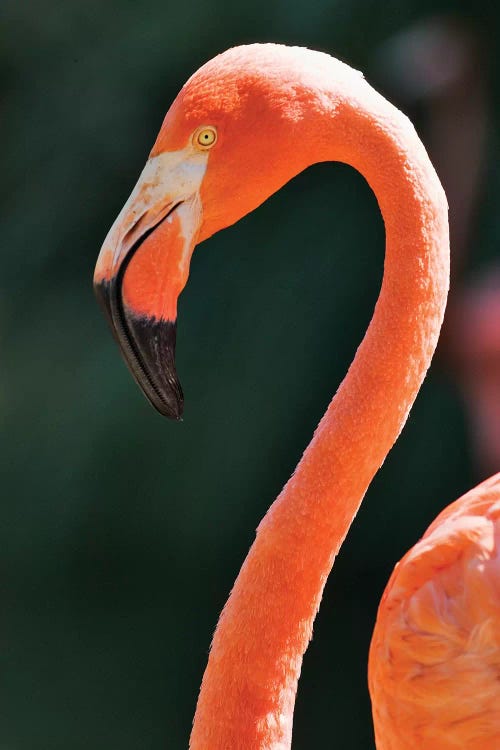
[{"xmin": 190, "ymin": 82, "xmax": 449, "ymax": 750}]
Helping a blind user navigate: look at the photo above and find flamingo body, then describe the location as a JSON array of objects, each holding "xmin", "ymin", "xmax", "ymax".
[
  {"xmin": 370, "ymin": 473, "xmax": 500, "ymax": 750},
  {"xmin": 94, "ymin": 44, "xmax": 500, "ymax": 750}
]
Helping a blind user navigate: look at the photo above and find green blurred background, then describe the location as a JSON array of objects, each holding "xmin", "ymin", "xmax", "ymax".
[{"xmin": 2, "ymin": 1, "xmax": 499, "ymax": 748}]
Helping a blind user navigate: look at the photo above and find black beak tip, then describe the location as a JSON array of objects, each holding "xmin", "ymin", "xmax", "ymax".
[
  {"xmin": 94, "ymin": 278, "xmax": 185, "ymax": 421},
  {"xmin": 153, "ymin": 383, "xmax": 184, "ymax": 421},
  {"xmin": 163, "ymin": 408, "xmax": 184, "ymax": 422},
  {"xmin": 125, "ymin": 314, "xmax": 185, "ymax": 421}
]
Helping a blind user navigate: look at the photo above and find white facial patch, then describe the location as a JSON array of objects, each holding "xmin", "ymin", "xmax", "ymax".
[{"xmin": 95, "ymin": 143, "xmax": 210, "ymax": 281}]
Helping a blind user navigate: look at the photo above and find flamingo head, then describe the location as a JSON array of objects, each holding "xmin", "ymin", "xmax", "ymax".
[{"xmin": 94, "ymin": 44, "xmax": 350, "ymax": 418}]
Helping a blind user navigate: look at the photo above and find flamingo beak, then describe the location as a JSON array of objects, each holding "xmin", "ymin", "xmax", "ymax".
[{"xmin": 94, "ymin": 147, "xmax": 209, "ymax": 419}]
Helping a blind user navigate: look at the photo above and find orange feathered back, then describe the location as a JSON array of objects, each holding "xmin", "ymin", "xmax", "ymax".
[{"xmin": 370, "ymin": 473, "xmax": 500, "ymax": 750}]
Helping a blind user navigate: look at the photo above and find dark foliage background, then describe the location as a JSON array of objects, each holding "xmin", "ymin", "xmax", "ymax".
[{"xmin": 1, "ymin": 1, "xmax": 499, "ymax": 748}]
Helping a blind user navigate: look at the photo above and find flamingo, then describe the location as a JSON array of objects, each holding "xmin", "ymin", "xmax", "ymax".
[{"xmin": 94, "ymin": 44, "xmax": 500, "ymax": 749}]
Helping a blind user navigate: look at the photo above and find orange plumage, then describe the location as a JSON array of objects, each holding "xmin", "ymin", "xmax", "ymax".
[
  {"xmin": 95, "ymin": 43, "xmax": 500, "ymax": 749},
  {"xmin": 370, "ymin": 473, "xmax": 500, "ymax": 749}
]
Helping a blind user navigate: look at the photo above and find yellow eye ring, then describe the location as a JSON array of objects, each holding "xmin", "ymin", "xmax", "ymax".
[{"xmin": 194, "ymin": 126, "xmax": 218, "ymax": 149}]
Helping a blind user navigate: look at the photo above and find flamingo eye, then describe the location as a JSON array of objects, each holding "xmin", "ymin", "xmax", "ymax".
[{"xmin": 194, "ymin": 126, "xmax": 217, "ymax": 149}]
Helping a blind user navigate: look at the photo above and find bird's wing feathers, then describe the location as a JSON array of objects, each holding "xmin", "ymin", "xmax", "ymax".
[{"xmin": 369, "ymin": 473, "xmax": 500, "ymax": 750}]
